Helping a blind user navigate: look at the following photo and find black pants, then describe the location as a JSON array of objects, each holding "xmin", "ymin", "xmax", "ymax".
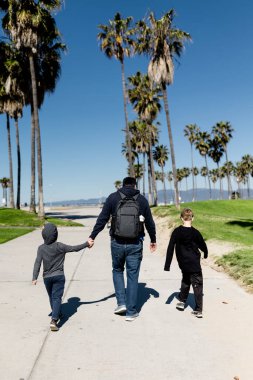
[{"xmin": 178, "ymin": 271, "xmax": 203, "ymax": 312}]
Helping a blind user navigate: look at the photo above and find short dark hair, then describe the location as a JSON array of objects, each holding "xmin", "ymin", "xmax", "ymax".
[{"xmin": 123, "ymin": 177, "xmax": 137, "ymax": 187}]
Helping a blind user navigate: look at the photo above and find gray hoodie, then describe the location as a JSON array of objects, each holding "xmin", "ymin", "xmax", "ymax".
[{"xmin": 32, "ymin": 223, "xmax": 88, "ymax": 280}]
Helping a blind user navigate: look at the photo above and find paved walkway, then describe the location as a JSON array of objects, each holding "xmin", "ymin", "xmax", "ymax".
[{"xmin": 0, "ymin": 206, "xmax": 252, "ymax": 380}]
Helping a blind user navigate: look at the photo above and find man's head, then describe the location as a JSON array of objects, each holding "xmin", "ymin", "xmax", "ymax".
[
  {"xmin": 122, "ymin": 177, "xmax": 137, "ymax": 188},
  {"xmin": 180, "ymin": 208, "xmax": 194, "ymax": 222}
]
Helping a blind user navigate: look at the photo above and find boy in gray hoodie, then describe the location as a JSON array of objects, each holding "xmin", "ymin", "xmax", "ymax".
[{"xmin": 32, "ymin": 223, "xmax": 91, "ymax": 331}]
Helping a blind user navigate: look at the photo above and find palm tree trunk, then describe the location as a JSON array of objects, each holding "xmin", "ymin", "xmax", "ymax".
[
  {"xmin": 30, "ymin": 105, "xmax": 36, "ymax": 213},
  {"xmin": 204, "ymin": 155, "xmax": 212, "ymax": 200},
  {"xmin": 6, "ymin": 113, "xmax": 15, "ymax": 208},
  {"xmin": 29, "ymin": 54, "xmax": 44, "ymax": 217},
  {"xmin": 14, "ymin": 116, "xmax": 21, "ymax": 209},
  {"xmin": 161, "ymin": 166, "xmax": 167, "ymax": 205},
  {"xmin": 142, "ymin": 152, "xmax": 146, "ymax": 197},
  {"xmin": 217, "ymin": 163, "xmax": 222, "ymax": 200},
  {"xmin": 148, "ymin": 137, "xmax": 157, "ymax": 206},
  {"xmin": 147, "ymin": 150, "xmax": 153, "ymax": 205},
  {"xmin": 121, "ymin": 60, "xmax": 134, "ymax": 177},
  {"xmin": 225, "ymin": 148, "xmax": 232, "ymax": 198},
  {"xmin": 162, "ymin": 88, "xmax": 179, "ymax": 208},
  {"xmin": 190, "ymin": 143, "xmax": 195, "ymax": 201}
]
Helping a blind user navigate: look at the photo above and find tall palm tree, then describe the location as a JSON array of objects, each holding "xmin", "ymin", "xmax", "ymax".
[
  {"xmin": 209, "ymin": 169, "xmax": 219, "ymax": 194},
  {"xmin": 184, "ymin": 124, "xmax": 199, "ymax": 201},
  {"xmin": 129, "ymin": 119, "xmax": 150, "ymax": 196},
  {"xmin": 208, "ymin": 136, "xmax": 224, "ymax": 199},
  {"xmin": 153, "ymin": 144, "xmax": 169, "ymax": 204},
  {"xmin": 136, "ymin": 10, "xmax": 191, "ymax": 208},
  {"xmin": 128, "ymin": 71, "xmax": 161, "ymax": 205},
  {"xmin": 241, "ymin": 154, "xmax": 253, "ymax": 198},
  {"xmin": 195, "ymin": 131, "xmax": 212, "ymax": 199},
  {"xmin": 98, "ymin": 13, "xmax": 135, "ymax": 176},
  {"xmin": 0, "ymin": 0, "xmax": 63, "ymax": 217},
  {"xmin": 212, "ymin": 121, "xmax": 234, "ymax": 198},
  {"xmin": 192, "ymin": 166, "xmax": 199, "ymax": 199},
  {"xmin": 0, "ymin": 177, "xmax": 10, "ymax": 206}
]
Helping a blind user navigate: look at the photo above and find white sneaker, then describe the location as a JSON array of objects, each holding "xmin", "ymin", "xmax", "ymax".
[
  {"xmin": 176, "ymin": 302, "xmax": 185, "ymax": 311},
  {"xmin": 125, "ymin": 313, "xmax": 139, "ymax": 322},
  {"xmin": 114, "ymin": 305, "xmax": 127, "ymax": 314}
]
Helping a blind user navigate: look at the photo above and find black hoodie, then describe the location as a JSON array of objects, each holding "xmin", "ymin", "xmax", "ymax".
[
  {"xmin": 32, "ymin": 223, "xmax": 88, "ymax": 280},
  {"xmin": 89, "ymin": 186, "xmax": 156, "ymax": 243},
  {"xmin": 164, "ymin": 225, "xmax": 208, "ymax": 273}
]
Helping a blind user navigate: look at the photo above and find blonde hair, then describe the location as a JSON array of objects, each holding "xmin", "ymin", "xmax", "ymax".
[{"xmin": 180, "ymin": 208, "xmax": 194, "ymax": 221}]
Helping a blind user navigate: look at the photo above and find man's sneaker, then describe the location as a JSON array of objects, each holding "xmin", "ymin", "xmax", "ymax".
[
  {"xmin": 125, "ymin": 313, "xmax": 139, "ymax": 322},
  {"xmin": 191, "ymin": 311, "xmax": 203, "ymax": 318},
  {"xmin": 114, "ymin": 305, "xmax": 127, "ymax": 315},
  {"xmin": 176, "ymin": 302, "xmax": 185, "ymax": 311},
  {"xmin": 50, "ymin": 319, "xmax": 59, "ymax": 331}
]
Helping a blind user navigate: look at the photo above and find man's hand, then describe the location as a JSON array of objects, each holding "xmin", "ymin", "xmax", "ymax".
[
  {"xmin": 150, "ymin": 243, "xmax": 157, "ymax": 252},
  {"xmin": 88, "ymin": 238, "xmax": 94, "ymax": 248},
  {"xmin": 32, "ymin": 280, "xmax": 37, "ymax": 285}
]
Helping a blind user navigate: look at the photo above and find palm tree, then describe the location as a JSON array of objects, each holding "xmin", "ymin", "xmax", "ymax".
[
  {"xmin": 0, "ymin": 0, "xmax": 63, "ymax": 217},
  {"xmin": 98, "ymin": 13, "xmax": 135, "ymax": 176},
  {"xmin": 136, "ymin": 10, "xmax": 191, "ymax": 208},
  {"xmin": 114, "ymin": 180, "xmax": 122, "ymax": 189},
  {"xmin": 241, "ymin": 154, "xmax": 253, "ymax": 198},
  {"xmin": 192, "ymin": 167, "xmax": 199, "ymax": 199},
  {"xmin": 153, "ymin": 144, "xmax": 169, "ymax": 204},
  {"xmin": 195, "ymin": 131, "xmax": 212, "ymax": 199},
  {"xmin": 212, "ymin": 121, "xmax": 234, "ymax": 198},
  {"xmin": 184, "ymin": 124, "xmax": 199, "ymax": 201},
  {"xmin": 209, "ymin": 169, "xmax": 219, "ymax": 194},
  {"xmin": 129, "ymin": 119, "xmax": 150, "ymax": 196},
  {"xmin": 128, "ymin": 71, "xmax": 161, "ymax": 205},
  {"xmin": 167, "ymin": 170, "xmax": 173, "ymax": 203},
  {"xmin": 208, "ymin": 136, "xmax": 224, "ymax": 199},
  {"xmin": 0, "ymin": 177, "xmax": 10, "ymax": 206}
]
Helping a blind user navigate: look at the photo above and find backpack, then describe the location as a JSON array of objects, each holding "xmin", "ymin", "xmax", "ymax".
[{"xmin": 112, "ymin": 192, "xmax": 140, "ymax": 239}]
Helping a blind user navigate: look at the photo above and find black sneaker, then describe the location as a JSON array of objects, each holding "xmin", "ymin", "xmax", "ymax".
[{"xmin": 50, "ymin": 319, "xmax": 59, "ymax": 331}]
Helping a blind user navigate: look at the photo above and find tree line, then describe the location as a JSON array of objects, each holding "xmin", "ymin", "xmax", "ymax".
[
  {"xmin": 0, "ymin": 0, "xmax": 65, "ymax": 217},
  {"xmin": 98, "ymin": 11, "xmax": 253, "ymax": 206}
]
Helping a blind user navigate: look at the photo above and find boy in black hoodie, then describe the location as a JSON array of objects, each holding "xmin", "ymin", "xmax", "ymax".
[
  {"xmin": 32, "ymin": 223, "xmax": 90, "ymax": 331},
  {"xmin": 164, "ymin": 208, "xmax": 208, "ymax": 318}
]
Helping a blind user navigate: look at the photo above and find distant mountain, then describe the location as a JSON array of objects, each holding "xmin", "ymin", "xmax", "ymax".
[{"xmin": 46, "ymin": 188, "xmax": 251, "ymax": 207}]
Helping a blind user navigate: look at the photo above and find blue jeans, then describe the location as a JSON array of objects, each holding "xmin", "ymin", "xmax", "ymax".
[
  {"xmin": 111, "ymin": 239, "xmax": 143, "ymax": 316},
  {"xmin": 44, "ymin": 275, "xmax": 65, "ymax": 320}
]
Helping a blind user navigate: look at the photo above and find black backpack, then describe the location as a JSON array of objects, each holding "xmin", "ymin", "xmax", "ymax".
[{"xmin": 112, "ymin": 192, "xmax": 140, "ymax": 239}]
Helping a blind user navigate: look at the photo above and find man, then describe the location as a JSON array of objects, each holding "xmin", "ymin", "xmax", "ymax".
[{"xmin": 89, "ymin": 177, "xmax": 156, "ymax": 321}]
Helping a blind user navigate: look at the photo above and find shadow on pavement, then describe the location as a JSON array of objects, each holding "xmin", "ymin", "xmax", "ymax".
[
  {"xmin": 46, "ymin": 212, "xmax": 98, "ymax": 220},
  {"xmin": 58, "ymin": 294, "xmax": 115, "ymax": 327},
  {"xmin": 166, "ymin": 291, "xmax": 195, "ymax": 310},
  {"xmin": 137, "ymin": 282, "xmax": 159, "ymax": 312}
]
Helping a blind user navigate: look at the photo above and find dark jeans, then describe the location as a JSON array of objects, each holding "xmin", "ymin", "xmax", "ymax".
[
  {"xmin": 111, "ymin": 239, "xmax": 143, "ymax": 316},
  {"xmin": 44, "ymin": 275, "xmax": 65, "ymax": 320},
  {"xmin": 178, "ymin": 271, "xmax": 203, "ymax": 312}
]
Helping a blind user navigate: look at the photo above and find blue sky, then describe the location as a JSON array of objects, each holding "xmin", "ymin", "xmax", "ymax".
[{"xmin": 0, "ymin": 0, "xmax": 253, "ymax": 203}]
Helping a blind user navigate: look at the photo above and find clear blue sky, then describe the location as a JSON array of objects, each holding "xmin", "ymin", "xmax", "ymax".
[{"xmin": 1, "ymin": 0, "xmax": 253, "ymax": 203}]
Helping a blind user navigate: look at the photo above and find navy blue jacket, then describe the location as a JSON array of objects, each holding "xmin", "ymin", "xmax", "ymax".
[{"xmin": 89, "ymin": 186, "xmax": 156, "ymax": 243}]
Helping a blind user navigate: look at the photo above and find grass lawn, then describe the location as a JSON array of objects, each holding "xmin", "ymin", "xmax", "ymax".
[
  {"xmin": 153, "ymin": 200, "xmax": 253, "ymax": 290},
  {"xmin": 0, "ymin": 208, "xmax": 84, "ymax": 244}
]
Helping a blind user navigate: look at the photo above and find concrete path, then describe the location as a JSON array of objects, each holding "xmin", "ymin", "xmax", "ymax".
[{"xmin": 0, "ymin": 206, "xmax": 252, "ymax": 380}]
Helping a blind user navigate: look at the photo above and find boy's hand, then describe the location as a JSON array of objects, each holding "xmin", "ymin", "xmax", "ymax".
[
  {"xmin": 32, "ymin": 280, "xmax": 37, "ymax": 285},
  {"xmin": 150, "ymin": 243, "xmax": 157, "ymax": 252},
  {"xmin": 87, "ymin": 238, "xmax": 94, "ymax": 248}
]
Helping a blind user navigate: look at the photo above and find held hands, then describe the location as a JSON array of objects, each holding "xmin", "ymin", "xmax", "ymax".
[
  {"xmin": 32, "ymin": 280, "xmax": 37, "ymax": 285},
  {"xmin": 87, "ymin": 238, "xmax": 94, "ymax": 248},
  {"xmin": 150, "ymin": 242, "xmax": 157, "ymax": 253}
]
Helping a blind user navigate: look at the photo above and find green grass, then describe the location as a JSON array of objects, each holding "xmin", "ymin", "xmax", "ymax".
[
  {"xmin": 153, "ymin": 200, "xmax": 253, "ymax": 246},
  {"xmin": 0, "ymin": 208, "xmax": 83, "ymax": 244},
  {"xmin": 0, "ymin": 228, "xmax": 35, "ymax": 244},
  {"xmin": 216, "ymin": 249, "xmax": 253, "ymax": 289},
  {"xmin": 153, "ymin": 200, "xmax": 253, "ymax": 291}
]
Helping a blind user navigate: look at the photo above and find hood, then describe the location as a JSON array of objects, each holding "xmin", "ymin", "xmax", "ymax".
[
  {"xmin": 119, "ymin": 186, "xmax": 140, "ymax": 197},
  {"xmin": 42, "ymin": 223, "xmax": 58, "ymax": 245}
]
